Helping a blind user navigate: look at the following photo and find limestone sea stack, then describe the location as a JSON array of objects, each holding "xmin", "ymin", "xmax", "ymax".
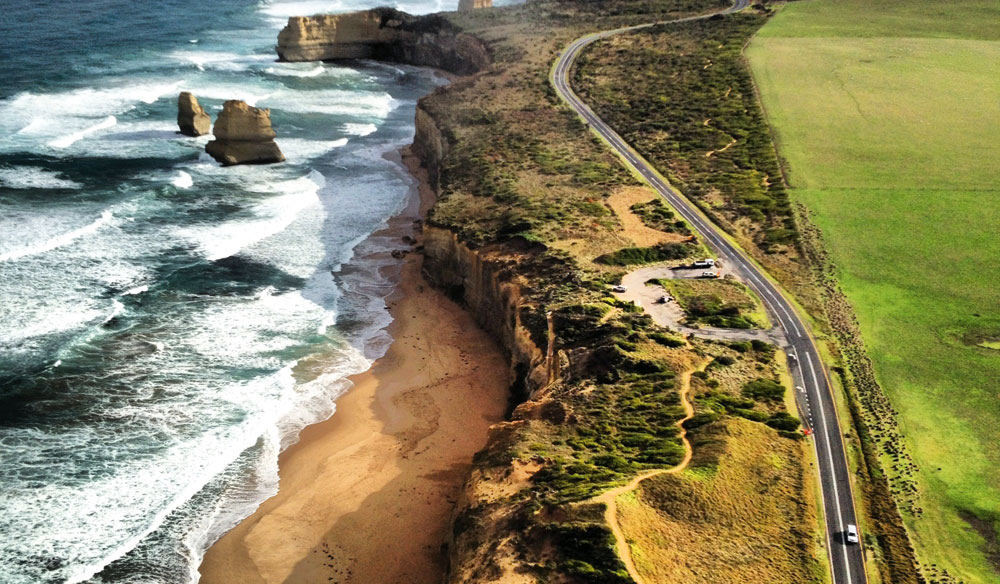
[
  {"xmin": 205, "ymin": 100, "xmax": 284, "ymax": 166},
  {"xmin": 458, "ymin": 0, "xmax": 492, "ymax": 11},
  {"xmin": 177, "ymin": 92, "xmax": 210, "ymax": 136},
  {"xmin": 275, "ymin": 8, "xmax": 489, "ymax": 75}
]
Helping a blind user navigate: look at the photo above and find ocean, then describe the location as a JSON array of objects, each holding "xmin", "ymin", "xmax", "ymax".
[{"xmin": 0, "ymin": 0, "xmax": 450, "ymax": 582}]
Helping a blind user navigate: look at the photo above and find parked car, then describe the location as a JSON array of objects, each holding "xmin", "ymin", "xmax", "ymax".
[
  {"xmin": 700, "ymin": 271, "xmax": 720, "ymax": 279},
  {"xmin": 692, "ymin": 258, "xmax": 716, "ymax": 268},
  {"xmin": 612, "ymin": 285, "xmax": 627, "ymax": 293},
  {"xmin": 845, "ymin": 524, "xmax": 859, "ymax": 544}
]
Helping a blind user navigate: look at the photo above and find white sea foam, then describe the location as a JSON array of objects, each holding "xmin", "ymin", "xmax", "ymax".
[
  {"xmin": 170, "ymin": 51, "xmax": 272, "ymax": 72},
  {"xmin": 265, "ymin": 63, "xmax": 327, "ymax": 77},
  {"xmin": 0, "ymin": 209, "xmax": 114, "ymax": 262},
  {"xmin": 48, "ymin": 116, "xmax": 118, "ymax": 149},
  {"xmin": 341, "ymin": 122, "xmax": 377, "ymax": 136},
  {"xmin": 269, "ymin": 89, "xmax": 398, "ymax": 118},
  {"xmin": 258, "ymin": 0, "xmax": 345, "ymax": 21},
  {"xmin": 277, "ymin": 137, "xmax": 348, "ymax": 160},
  {"xmin": 172, "ymin": 171, "xmax": 194, "ymax": 189},
  {"xmin": 103, "ymin": 299, "xmax": 126, "ymax": 324},
  {"xmin": 0, "ymin": 166, "xmax": 81, "ymax": 189},
  {"xmin": 123, "ymin": 285, "xmax": 149, "ymax": 296},
  {"xmin": 179, "ymin": 171, "xmax": 324, "ymax": 261}
]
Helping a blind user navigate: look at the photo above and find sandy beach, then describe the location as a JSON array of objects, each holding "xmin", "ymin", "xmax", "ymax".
[{"xmin": 198, "ymin": 152, "xmax": 510, "ymax": 584}]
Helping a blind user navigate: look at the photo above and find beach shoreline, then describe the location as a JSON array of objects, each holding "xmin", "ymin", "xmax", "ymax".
[{"xmin": 197, "ymin": 149, "xmax": 510, "ymax": 583}]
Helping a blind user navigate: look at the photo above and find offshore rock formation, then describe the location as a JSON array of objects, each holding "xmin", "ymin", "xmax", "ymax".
[
  {"xmin": 177, "ymin": 92, "xmax": 210, "ymax": 136},
  {"xmin": 457, "ymin": 0, "xmax": 492, "ymax": 11},
  {"xmin": 205, "ymin": 100, "xmax": 284, "ymax": 166},
  {"xmin": 276, "ymin": 8, "xmax": 489, "ymax": 75}
]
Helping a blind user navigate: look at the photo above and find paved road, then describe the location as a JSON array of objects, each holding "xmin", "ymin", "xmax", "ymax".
[{"xmin": 551, "ymin": 4, "xmax": 868, "ymax": 584}]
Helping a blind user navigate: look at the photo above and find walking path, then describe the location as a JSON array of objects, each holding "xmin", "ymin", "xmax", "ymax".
[{"xmin": 591, "ymin": 366, "xmax": 700, "ymax": 584}]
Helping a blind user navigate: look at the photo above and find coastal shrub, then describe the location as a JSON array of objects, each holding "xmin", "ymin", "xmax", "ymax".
[
  {"xmin": 766, "ymin": 412, "xmax": 801, "ymax": 432},
  {"xmin": 742, "ymin": 378, "xmax": 785, "ymax": 402},
  {"xmin": 594, "ymin": 242, "xmax": 695, "ymax": 266},
  {"xmin": 685, "ymin": 412, "xmax": 720, "ymax": 430},
  {"xmin": 729, "ymin": 341, "xmax": 752, "ymax": 353},
  {"xmin": 630, "ymin": 199, "xmax": 691, "ymax": 235},
  {"xmin": 544, "ymin": 524, "xmax": 631, "ymax": 584},
  {"xmin": 649, "ymin": 332, "xmax": 686, "ymax": 347}
]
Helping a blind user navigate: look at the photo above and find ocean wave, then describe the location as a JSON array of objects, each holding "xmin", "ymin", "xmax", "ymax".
[
  {"xmin": 179, "ymin": 171, "xmax": 325, "ymax": 261},
  {"xmin": 102, "ymin": 299, "xmax": 126, "ymax": 325},
  {"xmin": 0, "ymin": 166, "xmax": 82, "ymax": 189},
  {"xmin": 257, "ymin": 0, "xmax": 346, "ymax": 22},
  {"xmin": 0, "ymin": 209, "xmax": 114, "ymax": 262},
  {"xmin": 277, "ymin": 137, "xmax": 348, "ymax": 160},
  {"xmin": 172, "ymin": 171, "xmax": 194, "ymax": 189},
  {"xmin": 265, "ymin": 63, "xmax": 326, "ymax": 77},
  {"xmin": 341, "ymin": 122, "xmax": 377, "ymax": 136},
  {"xmin": 268, "ymin": 88, "xmax": 399, "ymax": 118},
  {"xmin": 5, "ymin": 81, "xmax": 182, "ymax": 130},
  {"xmin": 48, "ymin": 116, "xmax": 118, "ymax": 149},
  {"xmin": 169, "ymin": 51, "xmax": 272, "ymax": 73}
]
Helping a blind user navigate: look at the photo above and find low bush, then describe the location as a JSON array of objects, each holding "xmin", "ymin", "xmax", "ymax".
[
  {"xmin": 595, "ymin": 242, "xmax": 695, "ymax": 266},
  {"xmin": 742, "ymin": 378, "xmax": 785, "ymax": 402}
]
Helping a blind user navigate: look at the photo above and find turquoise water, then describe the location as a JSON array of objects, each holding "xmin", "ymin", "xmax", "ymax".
[{"xmin": 0, "ymin": 1, "xmax": 448, "ymax": 582}]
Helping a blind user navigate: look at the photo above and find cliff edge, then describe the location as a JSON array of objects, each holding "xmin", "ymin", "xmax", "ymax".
[{"xmin": 276, "ymin": 8, "xmax": 489, "ymax": 75}]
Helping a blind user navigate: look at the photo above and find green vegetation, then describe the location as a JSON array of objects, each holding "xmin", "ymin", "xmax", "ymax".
[
  {"xmin": 652, "ymin": 277, "xmax": 768, "ymax": 329},
  {"xmin": 616, "ymin": 418, "xmax": 824, "ymax": 583},
  {"xmin": 409, "ymin": 0, "xmax": 826, "ymax": 581},
  {"xmin": 630, "ymin": 199, "xmax": 691, "ymax": 236},
  {"xmin": 747, "ymin": 1, "xmax": 1000, "ymax": 582},
  {"xmin": 575, "ymin": 11, "xmax": 799, "ymax": 255},
  {"xmin": 594, "ymin": 241, "xmax": 696, "ymax": 265}
]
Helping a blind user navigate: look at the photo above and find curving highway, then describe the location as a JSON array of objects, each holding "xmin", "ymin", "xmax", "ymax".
[{"xmin": 550, "ymin": 3, "xmax": 868, "ymax": 584}]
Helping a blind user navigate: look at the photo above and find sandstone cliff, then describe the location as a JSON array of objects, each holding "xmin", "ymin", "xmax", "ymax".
[
  {"xmin": 177, "ymin": 92, "xmax": 211, "ymax": 136},
  {"xmin": 457, "ymin": 0, "xmax": 492, "ymax": 11},
  {"xmin": 205, "ymin": 100, "xmax": 285, "ymax": 166},
  {"xmin": 276, "ymin": 8, "xmax": 489, "ymax": 75}
]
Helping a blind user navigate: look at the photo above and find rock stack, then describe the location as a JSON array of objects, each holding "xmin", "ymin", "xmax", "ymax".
[
  {"xmin": 457, "ymin": 0, "xmax": 491, "ymax": 11},
  {"xmin": 177, "ymin": 92, "xmax": 211, "ymax": 136},
  {"xmin": 205, "ymin": 100, "xmax": 285, "ymax": 166}
]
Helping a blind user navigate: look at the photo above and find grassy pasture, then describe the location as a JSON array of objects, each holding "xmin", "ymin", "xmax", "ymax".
[{"xmin": 747, "ymin": 1, "xmax": 1000, "ymax": 581}]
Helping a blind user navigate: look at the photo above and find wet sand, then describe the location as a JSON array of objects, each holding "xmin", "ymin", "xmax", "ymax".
[{"xmin": 198, "ymin": 152, "xmax": 509, "ymax": 584}]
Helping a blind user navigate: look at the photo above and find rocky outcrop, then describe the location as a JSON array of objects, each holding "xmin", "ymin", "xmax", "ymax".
[
  {"xmin": 205, "ymin": 100, "xmax": 285, "ymax": 166},
  {"xmin": 177, "ymin": 92, "xmax": 210, "ymax": 136},
  {"xmin": 276, "ymin": 8, "xmax": 489, "ymax": 75},
  {"xmin": 457, "ymin": 0, "xmax": 492, "ymax": 11}
]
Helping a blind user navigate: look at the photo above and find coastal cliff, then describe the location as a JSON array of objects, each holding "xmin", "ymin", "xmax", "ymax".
[
  {"xmin": 205, "ymin": 100, "xmax": 284, "ymax": 166},
  {"xmin": 276, "ymin": 8, "xmax": 489, "ymax": 75}
]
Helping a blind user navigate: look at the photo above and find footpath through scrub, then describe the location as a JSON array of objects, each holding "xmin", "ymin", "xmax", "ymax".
[{"xmin": 592, "ymin": 365, "xmax": 702, "ymax": 584}]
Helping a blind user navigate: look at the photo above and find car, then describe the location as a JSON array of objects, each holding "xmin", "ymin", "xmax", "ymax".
[
  {"xmin": 656, "ymin": 295, "xmax": 670, "ymax": 304},
  {"xmin": 612, "ymin": 285, "xmax": 627, "ymax": 293},
  {"xmin": 692, "ymin": 258, "xmax": 716, "ymax": 268},
  {"xmin": 700, "ymin": 271, "xmax": 720, "ymax": 278},
  {"xmin": 845, "ymin": 524, "xmax": 859, "ymax": 544}
]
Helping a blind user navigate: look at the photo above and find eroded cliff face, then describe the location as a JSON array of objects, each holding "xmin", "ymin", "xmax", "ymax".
[
  {"xmin": 458, "ymin": 0, "xmax": 493, "ymax": 11},
  {"xmin": 276, "ymin": 8, "xmax": 489, "ymax": 75},
  {"xmin": 414, "ymin": 104, "xmax": 596, "ymax": 582},
  {"xmin": 177, "ymin": 92, "xmax": 210, "ymax": 137},
  {"xmin": 205, "ymin": 100, "xmax": 285, "ymax": 166}
]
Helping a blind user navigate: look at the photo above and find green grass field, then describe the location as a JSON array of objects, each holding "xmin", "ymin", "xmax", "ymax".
[{"xmin": 747, "ymin": 1, "xmax": 1000, "ymax": 581}]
